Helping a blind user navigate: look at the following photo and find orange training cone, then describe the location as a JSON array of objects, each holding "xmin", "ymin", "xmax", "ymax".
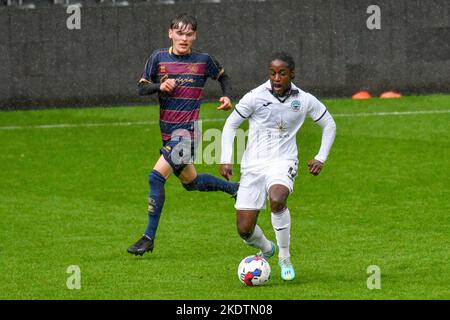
[
  {"xmin": 380, "ymin": 91, "xmax": 402, "ymax": 98},
  {"xmin": 352, "ymin": 91, "xmax": 372, "ymax": 99}
]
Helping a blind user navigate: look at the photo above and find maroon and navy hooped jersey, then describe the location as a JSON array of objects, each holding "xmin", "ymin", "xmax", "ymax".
[{"xmin": 139, "ymin": 47, "xmax": 224, "ymax": 143}]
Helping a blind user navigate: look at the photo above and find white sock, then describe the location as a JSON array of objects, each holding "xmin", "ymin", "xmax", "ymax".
[
  {"xmin": 271, "ymin": 207, "xmax": 291, "ymax": 260},
  {"xmin": 244, "ymin": 224, "xmax": 272, "ymax": 254}
]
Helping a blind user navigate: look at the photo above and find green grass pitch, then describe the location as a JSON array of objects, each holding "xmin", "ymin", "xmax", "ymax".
[{"xmin": 0, "ymin": 95, "xmax": 449, "ymax": 299}]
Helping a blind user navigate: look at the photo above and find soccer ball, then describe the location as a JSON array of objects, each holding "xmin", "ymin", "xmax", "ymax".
[{"xmin": 237, "ymin": 255, "xmax": 271, "ymax": 286}]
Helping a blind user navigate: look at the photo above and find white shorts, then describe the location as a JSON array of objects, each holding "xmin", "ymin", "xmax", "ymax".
[{"xmin": 235, "ymin": 160, "xmax": 298, "ymax": 210}]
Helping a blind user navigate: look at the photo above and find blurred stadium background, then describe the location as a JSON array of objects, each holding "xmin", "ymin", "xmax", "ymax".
[{"xmin": 0, "ymin": 0, "xmax": 449, "ymax": 109}]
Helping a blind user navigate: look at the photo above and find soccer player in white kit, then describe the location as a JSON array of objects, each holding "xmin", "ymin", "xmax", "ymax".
[{"xmin": 220, "ymin": 52, "xmax": 336, "ymax": 280}]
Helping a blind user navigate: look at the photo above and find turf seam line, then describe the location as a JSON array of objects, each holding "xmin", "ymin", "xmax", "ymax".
[{"xmin": 1, "ymin": 109, "xmax": 450, "ymax": 130}]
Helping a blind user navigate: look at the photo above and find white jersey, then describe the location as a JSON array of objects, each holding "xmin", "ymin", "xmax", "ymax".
[{"xmin": 221, "ymin": 80, "xmax": 335, "ymax": 171}]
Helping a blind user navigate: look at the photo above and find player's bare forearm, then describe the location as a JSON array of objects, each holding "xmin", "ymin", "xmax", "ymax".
[
  {"xmin": 308, "ymin": 159, "xmax": 324, "ymax": 176},
  {"xmin": 217, "ymin": 96, "xmax": 232, "ymax": 110},
  {"xmin": 220, "ymin": 163, "xmax": 233, "ymax": 180}
]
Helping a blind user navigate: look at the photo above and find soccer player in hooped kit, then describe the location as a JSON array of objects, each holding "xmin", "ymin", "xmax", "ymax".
[
  {"xmin": 127, "ymin": 14, "xmax": 239, "ymax": 256},
  {"xmin": 220, "ymin": 52, "xmax": 336, "ymax": 280}
]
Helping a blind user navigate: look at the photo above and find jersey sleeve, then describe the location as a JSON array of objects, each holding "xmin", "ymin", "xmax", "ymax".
[
  {"xmin": 234, "ymin": 91, "xmax": 256, "ymax": 119},
  {"xmin": 138, "ymin": 51, "xmax": 159, "ymax": 85},
  {"xmin": 306, "ymin": 93, "xmax": 328, "ymax": 122},
  {"xmin": 221, "ymin": 110, "xmax": 246, "ymax": 164},
  {"xmin": 205, "ymin": 55, "xmax": 225, "ymax": 80},
  {"xmin": 314, "ymin": 112, "xmax": 336, "ymax": 163}
]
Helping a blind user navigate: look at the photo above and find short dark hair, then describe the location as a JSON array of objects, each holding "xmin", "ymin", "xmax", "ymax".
[
  {"xmin": 269, "ymin": 52, "xmax": 295, "ymax": 70},
  {"xmin": 170, "ymin": 14, "xmax": 198, "ymax": 32}
]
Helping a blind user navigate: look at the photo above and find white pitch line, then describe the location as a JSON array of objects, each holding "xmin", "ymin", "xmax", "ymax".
[
  {"xmin": 332, "ymin": 109, "xmax": 450, "ymax": 117},
  {"xmin": 0, "ymin": 120, "xmax": 156, "ymax": 130},
  {"xmin": 0, "ymin": 109, "xmax": 449, "ymax": 130}
]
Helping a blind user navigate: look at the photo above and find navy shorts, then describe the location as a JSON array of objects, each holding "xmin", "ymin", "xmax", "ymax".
[{"xmin": 160, "ymin": 136, "xmax": 197, "ymax": 176}]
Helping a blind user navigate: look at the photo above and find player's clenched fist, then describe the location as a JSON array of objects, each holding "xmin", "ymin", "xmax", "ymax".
[
  {"xmin": 160, "ymin": 78, "xmax": 177, "ymax": 93},
  {"xmin": 308, "ymin": 159, "xmax": 323, "ymax": 176},
  {"xmin": 220, "ymin": 163, "xmax": 233, "ymax": 180}
]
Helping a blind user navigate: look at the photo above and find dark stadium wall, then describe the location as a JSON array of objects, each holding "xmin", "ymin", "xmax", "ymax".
[{"xmin": 1, "ymin": 0, "xmax": 449, "ymax": 109}]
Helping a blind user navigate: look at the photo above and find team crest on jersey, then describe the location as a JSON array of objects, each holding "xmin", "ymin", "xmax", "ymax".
[
  {"xmin": 187, "ymin": 64, "xmax": 199, "ymax": 74},
  {"xmin": 291, "ymin": 100, "xmax": 301, "ymax": 112}
]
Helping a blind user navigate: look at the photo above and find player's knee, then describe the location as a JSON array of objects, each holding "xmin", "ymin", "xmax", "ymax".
[
  {"xmin": 269, "ymin": 185, "xmax": 289, "ymax": 212},
  {"xmin": 182, "ymin": 177, "xmax": 198, "ymax": 191},
  {"xmin": 269, "ymin": 197, "xmax": 287, "ymax": 213}
]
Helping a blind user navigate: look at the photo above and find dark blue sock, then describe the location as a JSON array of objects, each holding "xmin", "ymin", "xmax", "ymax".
[
  {"xmin": 182, "ymin": 174, "xmax": 238, "ymax": 195},
  {"xmin": 144, "ymin": 170, "xmax": 166, "ymax": 239}
]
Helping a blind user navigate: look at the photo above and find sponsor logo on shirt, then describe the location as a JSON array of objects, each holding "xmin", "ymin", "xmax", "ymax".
[
  {"xmin": 176, "ymin": 77, "xmax": 195, "ymax": 84},
  {"xmin": 276, "ymin": 118, "xmax": 288, "ymax": 132},
  {"xmin": 187, "ymin": 64, "xmax": 199, "ymax": 74}
]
